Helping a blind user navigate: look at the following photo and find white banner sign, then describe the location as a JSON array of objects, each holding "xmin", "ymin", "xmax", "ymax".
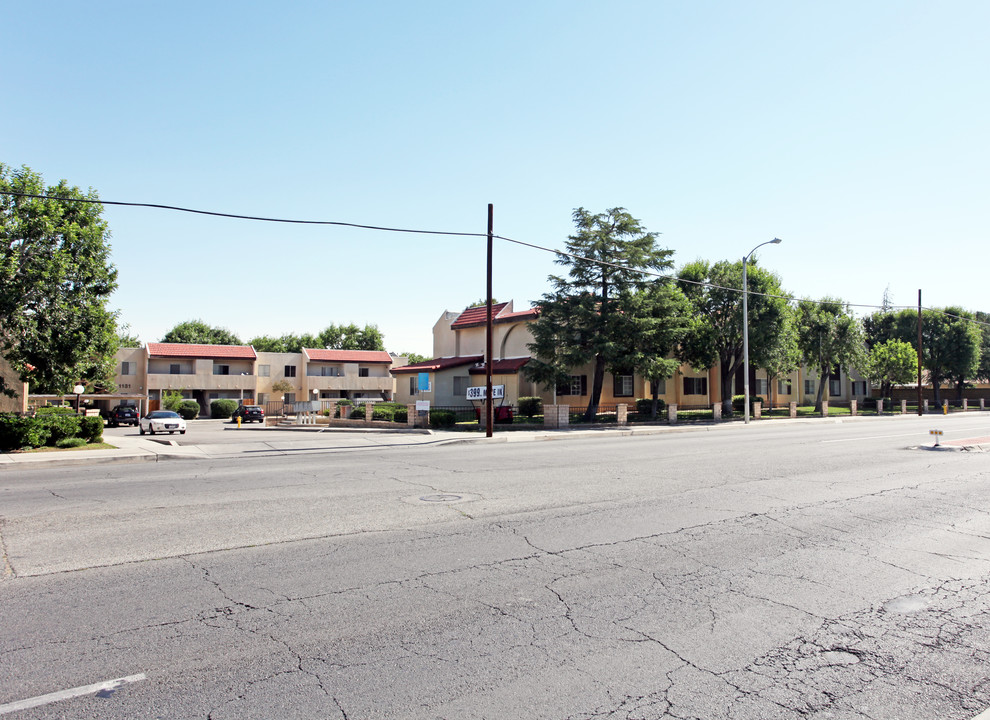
[
  {"xmin": 415, "ymin": 400, "xmax": 431, "ymax": 411},
  {"xmin": 466, "ymin": 385, "xmax": 504, "ymax": 401}
]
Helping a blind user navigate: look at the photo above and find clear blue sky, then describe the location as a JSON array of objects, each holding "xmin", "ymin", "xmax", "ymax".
[{"xmin": 4, "ymin": 2, "xmax": 988, "ymax": 357}]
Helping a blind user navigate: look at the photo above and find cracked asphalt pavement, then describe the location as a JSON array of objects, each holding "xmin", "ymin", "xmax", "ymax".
[{"xmin": 2, "ymin": 415, "xmax": 990, "ymax": 718}]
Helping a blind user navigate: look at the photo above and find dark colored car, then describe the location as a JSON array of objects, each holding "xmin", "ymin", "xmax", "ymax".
[
  {"xmin": 107, "ymin": 405, "xmax": 139, "ymax": 427},
  {"xmin": 231, "ymin": 405, "xmax": 265, "ymax": 423}
]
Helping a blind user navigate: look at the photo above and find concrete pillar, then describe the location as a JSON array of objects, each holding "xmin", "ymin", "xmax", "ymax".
[
  {"xmin": 753, "ymin": 401, "xmax": 762, "ymax": 420},
  {"xmin": 668, "ymin": 404, "xmax": 677, "ymax": 424},
  {"xmin": 876, "ymin": 399, "xmax": 883, "ymax": 414},
  {"xmin": 365, "ymin": 403, "xmax": 374, "ymax": 421},
  {"xmin": 850, "ymin": 400, "xmax": 857, "ymax": 417},
  {"xmin": 544, "ymin": 405, "xmax": 569, "ymax": 429},
  {"xmin": 962, "ymin": 398, "xmax": 968, "ymax": 411},
  {"xmin": 712, "ymin": 403, "xmax": 721, "ymax": 421},
  {"xmin": 923, "ymin": 399, "xmax": 929, "ymax": 413},
  {"xmin": 617, "ymin": 403, "xmax": 628, "ymax": 426},
  {"xmin": 982, "ymin": 398, "xmax": 986, "ymax": 411},
  {"xmin": 821, "ymin": 400, "xmax": 829, "ymax": 417},
  {"xmin": 406, "ymin": 404, "xmax": 416, "ymax": 428},
  {"xmin": 901, "ymin": 399, "xmax": 907, "ymax": 414},
  {"xmin": 328, "ymin": 401, "xmax": 337, "ymax": 420},
  {"xmin": 789, "ymin": 402, "xmax": 797, "ymax": 418}
]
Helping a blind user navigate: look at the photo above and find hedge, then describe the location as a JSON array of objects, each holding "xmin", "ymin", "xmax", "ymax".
[
  {"xmin": 177, "ymin": 400, "xmax": 201, "ymax": 420},
  {"xmin": 517, "ymin": 397, "xmax": 543, "ymax": 418},
  {"xmin": 0, "ymin": 412, "xmax": 103, "ymax": 451},
  {"xmin": 211, "ymin": 399, "xmax": 238, "ymax": 419}
]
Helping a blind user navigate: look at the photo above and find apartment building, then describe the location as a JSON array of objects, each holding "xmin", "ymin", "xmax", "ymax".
[{"xmin": 111, "ymin": 343, "xmax": 404, "ymax": 414}]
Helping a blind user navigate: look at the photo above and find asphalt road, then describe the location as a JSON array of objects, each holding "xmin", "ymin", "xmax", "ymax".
[{"xmin": 2, "ymin": 415, "xmax": 990, "ymax": 718}]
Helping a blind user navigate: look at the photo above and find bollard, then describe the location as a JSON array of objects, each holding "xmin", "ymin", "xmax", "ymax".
[
  {"xmin": 712, "ymin": 403, "xmax": 722, "ymax": 421},
  {"xmin": 901, "ymin": 399, "xmax": 907, "ymax": 414},
  {"xmin": 668, "ymin": 404, "xmax": 677, "ymax": 424},
  {"xmin": 789, "ymin": 402, "xmax": 797, "ymax": 418},
  {"xmin": 876, "ymin": 399, "xmax": 883, "ymax": 414},
  {"xmin": 850, "ymin": 400, "xmax": 857, "ymax": 417}
]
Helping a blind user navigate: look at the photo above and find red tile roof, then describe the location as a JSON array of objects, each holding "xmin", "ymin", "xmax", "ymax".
[
  {"xmin": 495, "ymin": 308, "xmax": 539, "ymax": 324},
  {"xmin": 147, "ymin": 343, "xmax": 257, "ymax": 360},
  {"xmin": 304, "ymin": 349, "xmax": 394, "ymax": 364},
  {"xmin": 450, "ymin": 302, "xmax": 510, "ymax": 329},
  {"xmin": 468, "ymin": 357, "xmax": 531, "ymax": 374},
  {"xmin": 390, "ymin": 355, "xmax": 484, "ymax": 374}
]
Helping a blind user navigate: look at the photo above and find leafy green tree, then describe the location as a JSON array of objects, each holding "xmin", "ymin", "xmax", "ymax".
[
  {"xmin": 468, "ymin": 298, "xmax": 498, "ymax": 308},
  {"xmin": 161, "ymin": 319, "xmax": 241, "ymax": 345},
  {"xmin": 0, "ymin": 164, "xmax": 120, "ymax": 395},
  {"xmin": 864, "ymin": 339, "xmax": 918, "ymax": 402},
  {"xmin": 796, "ymin": 298, "xmax": 864, "ymax": 412},
  {"xmin": 161, "ymin": 390, "xmax": 184, "ymax": 411},
  {"xmin": 117, "ymin": 324, "xmax": 141, "ymax": 348},
  {"xmin": 318, "ymin": 323, "xmax": 385, "ymax": 351},
  {"xmin": 525, "ymin": 207, "xmax": 674, "ymax": 421},
  {"xmin": 756, "ymin": 306, "xmax": 801, "ymax": 410},
  {"xmin": 399, "ymin": 352, "xmax": 429, "ymax": 365},
  {"xmin": 887, "ymin": 308, "xmax": 979, "ymax": 404},
  {"xmin": 618, "ymin": 282, "xmax": 692, "ymax": 419},
  {"xmin": 976, "ymin": 311, "xmax": 990, "ymax": 383},
  {"xmin": 677, "ymin": 259, "xmax": 790, "ymax": 416}
]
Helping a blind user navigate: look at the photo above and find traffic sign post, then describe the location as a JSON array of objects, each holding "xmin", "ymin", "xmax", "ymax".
[{"xmin": 930, "ymin": 429, "xmax": 943, "ymax": 447}]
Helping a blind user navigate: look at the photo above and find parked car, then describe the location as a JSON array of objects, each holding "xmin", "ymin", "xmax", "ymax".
[
  {"xmin": 107, "ymin": 405, "xmax": 139, "ymax": 427},
  {"xmin": 231, "ymin": 405, "xmax": 265, "ymax": 423},
  {"xmin": 139, "ymin": 410, "xmax": 187, "ymax": 435}
]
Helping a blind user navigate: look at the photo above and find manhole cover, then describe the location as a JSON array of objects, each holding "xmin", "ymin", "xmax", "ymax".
[{"xmin": 419, "ymin": 493, "xmax": 463, "ymax": 503}]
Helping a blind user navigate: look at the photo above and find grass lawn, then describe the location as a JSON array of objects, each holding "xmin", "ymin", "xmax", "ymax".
[{"xmin": 23, "ymin": 442, "xmax": 117, "ymax": 453}]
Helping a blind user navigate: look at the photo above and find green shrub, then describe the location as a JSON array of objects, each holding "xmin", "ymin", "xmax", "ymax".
[
  {"xmin": 731, "ymin": 395, "xmax": 764, "ymax": 411},
  {"xmin": 372, "ymin": 406, "xmax": 395, "ymax": 421},
  {"xmin": 394, "ymin": 408, "xmax": 408, "ymax": 423},
  {"xmin": 517, "ymin": 397, "xmax": 543, "ymax": 418},
  {"xmin": 79, "ymin": 416, "xmax": 104, "ymax": 443},
  {"xmin": 349, "ymin": 404, "xmax": 366, "ymax": 419},
  {"xmin": 162, "ymin": 390, "xmax": 185, "ymax": 412},
  {"xmin": 56, "ymin": 437, "xmax": 88, "ymax": 449},
  {"xmin": 177, "ymin": 400, "xmax": 201, "ymax": 420},
  {"xmin": 338, "ymin": 399, "xmax": 353, "ymax": 406},
  {"xmin": 210, "ymin": 399, "xmax": 238, "ymax": 419},
  {"xmin": 39, "ymin": 413, "xmax": 81, "ymax": 445},
  {"xmin": 635, "ymin": 398, "xmax": 666, "ymax": 415},
  {"xmin": 429, "ymin": 409, "xmax": 456, "ymax": 428},
  {"xmin": 0, "ymin": 415, "xmax": 52, "ymax": 450},
  {"xmin": 35, "ymin": 405, "xmax": 78, "ymax": 415}
]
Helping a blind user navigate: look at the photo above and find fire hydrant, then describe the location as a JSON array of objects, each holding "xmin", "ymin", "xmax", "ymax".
[{"xmin": 237, "ymin": 416, "xmax": 242, "ymax": 428}]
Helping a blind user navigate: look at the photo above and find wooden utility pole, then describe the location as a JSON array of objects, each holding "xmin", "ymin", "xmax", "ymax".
[{"xmin": 486, "ymin": 203, "xmax": 494, "ymax": 438}]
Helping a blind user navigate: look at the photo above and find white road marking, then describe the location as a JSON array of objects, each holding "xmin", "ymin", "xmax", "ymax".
[
  {"xmin": 0, "ymin": 674, "xmax": 146, "ymax": 715},
  {"xmin": 822, "ymin": 426, "xmax": 990, "ymax": 443}
]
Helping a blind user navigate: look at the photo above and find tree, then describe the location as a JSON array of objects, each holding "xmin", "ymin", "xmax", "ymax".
[
  {"xmin": 887, "ymin": 308, "xmax": 979, "ymax": 404},
  {"xmin": 976, "ymin": 311, "xmax": 990, "ymax": 384},
  {"xmin": 617, "ymin": 282, "xmax": 692, "ymax": 419},
  {"xmin": 525, "ymin": 207, "xmax": 674, "ymax": 421},
  {"xmin": 468, "ymin": 298, "xmax": 498, "ymax": 308},
  {"xmin": 756, "ymin": 307, "xmax": 801, "ymax": 411},
  {"xmin": 318, "ymin": 323, "xmax": 385, "ymax": 351},
  {"xmin": 0, "ymin": 164, "xmax": 120, "ymax": 395},
  {"xmin": 162, "ymin": 320, "xmax": 241, "ymax": 345},
  {"xmin": 399, "ymin": 352, "xmax": 429, "ymax": 365},
  {"xmin": 796, "ymin": 298, "xmax": 865, "ymax": 412},
  {"xmin": 865, "ymin": 339, "xmax": 918, "ymax": 402},
  {"xmin": 677, "ymin": 259, "xmax": 790, "ymax": 416},
  {"xmin": 117, "ymin": 324, "xmax": 142, "ymax": 348}
]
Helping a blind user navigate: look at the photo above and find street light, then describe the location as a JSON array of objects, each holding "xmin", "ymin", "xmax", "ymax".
[
  {"xmin": 73, "ymin": 383, "xmax": 85, "ymax": 415},
  {"xmin": 743, "ymin": 238, "xmax": 782, "ymax": 424}
]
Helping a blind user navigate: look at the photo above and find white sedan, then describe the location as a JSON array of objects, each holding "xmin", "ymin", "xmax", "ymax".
[{"xmin": 139, "ymin": 410, "xmax": 187, "ymax": 435}]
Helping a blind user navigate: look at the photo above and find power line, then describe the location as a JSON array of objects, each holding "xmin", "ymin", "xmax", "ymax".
[{"xmin": 4, "ymin": 189, "xmax": 988, "ymax": 329}]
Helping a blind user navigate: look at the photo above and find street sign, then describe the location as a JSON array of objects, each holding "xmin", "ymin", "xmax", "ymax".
[
  {"xmin": 417, "ymin": 372, "xmax": 431, "ymax": 392},
  {"xmin": 415, "ymin": 400, "xmax": 430, "ymax": 411},
  {"xmin": 466, "ymin": 385, "xmax": 504, "ymax": 401},
  {"xmin": 930, "ymin": 429, "xmax": 943, "ymax": 446}
]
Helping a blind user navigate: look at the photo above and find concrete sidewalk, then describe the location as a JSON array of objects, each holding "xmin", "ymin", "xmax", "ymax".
[{"xmin": 1, "ymin": 412, "xmax": 974, "ymax": 469}]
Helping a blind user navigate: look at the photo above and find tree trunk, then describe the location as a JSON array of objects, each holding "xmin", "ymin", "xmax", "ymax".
[
  {"xmin": 813, "ymin": 364, "xmax": 827, "ymax": 412},
  {"xmin": 720, "ymin": 363, "xmax": 734, "ymax": 417},
  {"xmin": 650, "ymin": 379, "xmax": 660, "ymax": 419},
  {"xmin": 583, "ymin": 353, "xmax": 606, "ymax": 422}
]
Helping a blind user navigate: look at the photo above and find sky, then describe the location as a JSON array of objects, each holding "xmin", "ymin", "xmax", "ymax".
[{"xmin": 3, "ymin": 1, "xmax": 988, "ymax": 357}]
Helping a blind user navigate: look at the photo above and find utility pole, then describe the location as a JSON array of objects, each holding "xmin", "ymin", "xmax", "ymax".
[{"xmin": 486, "ymin": 203, "xmax": 494, "ymax": 438}]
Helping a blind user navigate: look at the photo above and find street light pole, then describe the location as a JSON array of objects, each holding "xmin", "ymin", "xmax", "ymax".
[{"xmin": 743, "ymin": 238, "xmax": 782, "ymax": 424}]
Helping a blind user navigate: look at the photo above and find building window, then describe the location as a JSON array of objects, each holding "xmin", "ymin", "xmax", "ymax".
[
  {"xmin": 557, "ymin": 375, "xmax": 587, "ymax": 396},
  {"xmin": 409, "ymin": 376, "xmax": 418, "ymax": 395},
  {"xmin": 284, "ymin": 365, "xmax": 296, "ymax": 378},
  {"xmin": 613, "ymin": 374, "xmax": 634, "ymax": 397},
  {"xmin": 754, "ymin": 378, "xmax": 768, "ymax": 396},
  {"xmin": 258, "ymin": 365, "xmax": 270, "ymax": 377},
  {"xmin": 778, "ymin": 379, "xmax": 792, "ymax": 395},
  {"xmin": 683, "ymin": 377, "xmax": 707, "ymax": 395},
  {"xmin": 213, "ymin": 364, "xmax": 229, "ymax": 376},
  {"xmin": 829, "ymin": 378, "xmax": 842, "ymax": 397},
  {"xmin": 852, "ymin": 380, "xmax": 867, "ymax": 396},
  {"xmin": 804, "ymin": 379, "xmax": 815, "ymax": 395},
  {"xmin": 258, "ymin": 393, "xmax": 267, "ymax": 405},
  {"xmin": 284, "ymin": 392, "xmax": 295, "ymax": 403},
  {"xmin": 121, "ymin": 361, "xmax": 134, "ymax": 376},
  {"xmin": 358, "ymin": 367, "xmax": 369, "ymax": 378},
  {"xmin": 453, "ymin": 376, "xmax": 469, "ymax": 397},
  {"xmin": 169, "ymin": 364, "xmax": 180, "ymax": 375}
]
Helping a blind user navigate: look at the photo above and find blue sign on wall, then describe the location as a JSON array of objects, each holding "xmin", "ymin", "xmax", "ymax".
[{"xmin": 418, "ymin": 372, "xmax": 431, "ymax": 392}]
